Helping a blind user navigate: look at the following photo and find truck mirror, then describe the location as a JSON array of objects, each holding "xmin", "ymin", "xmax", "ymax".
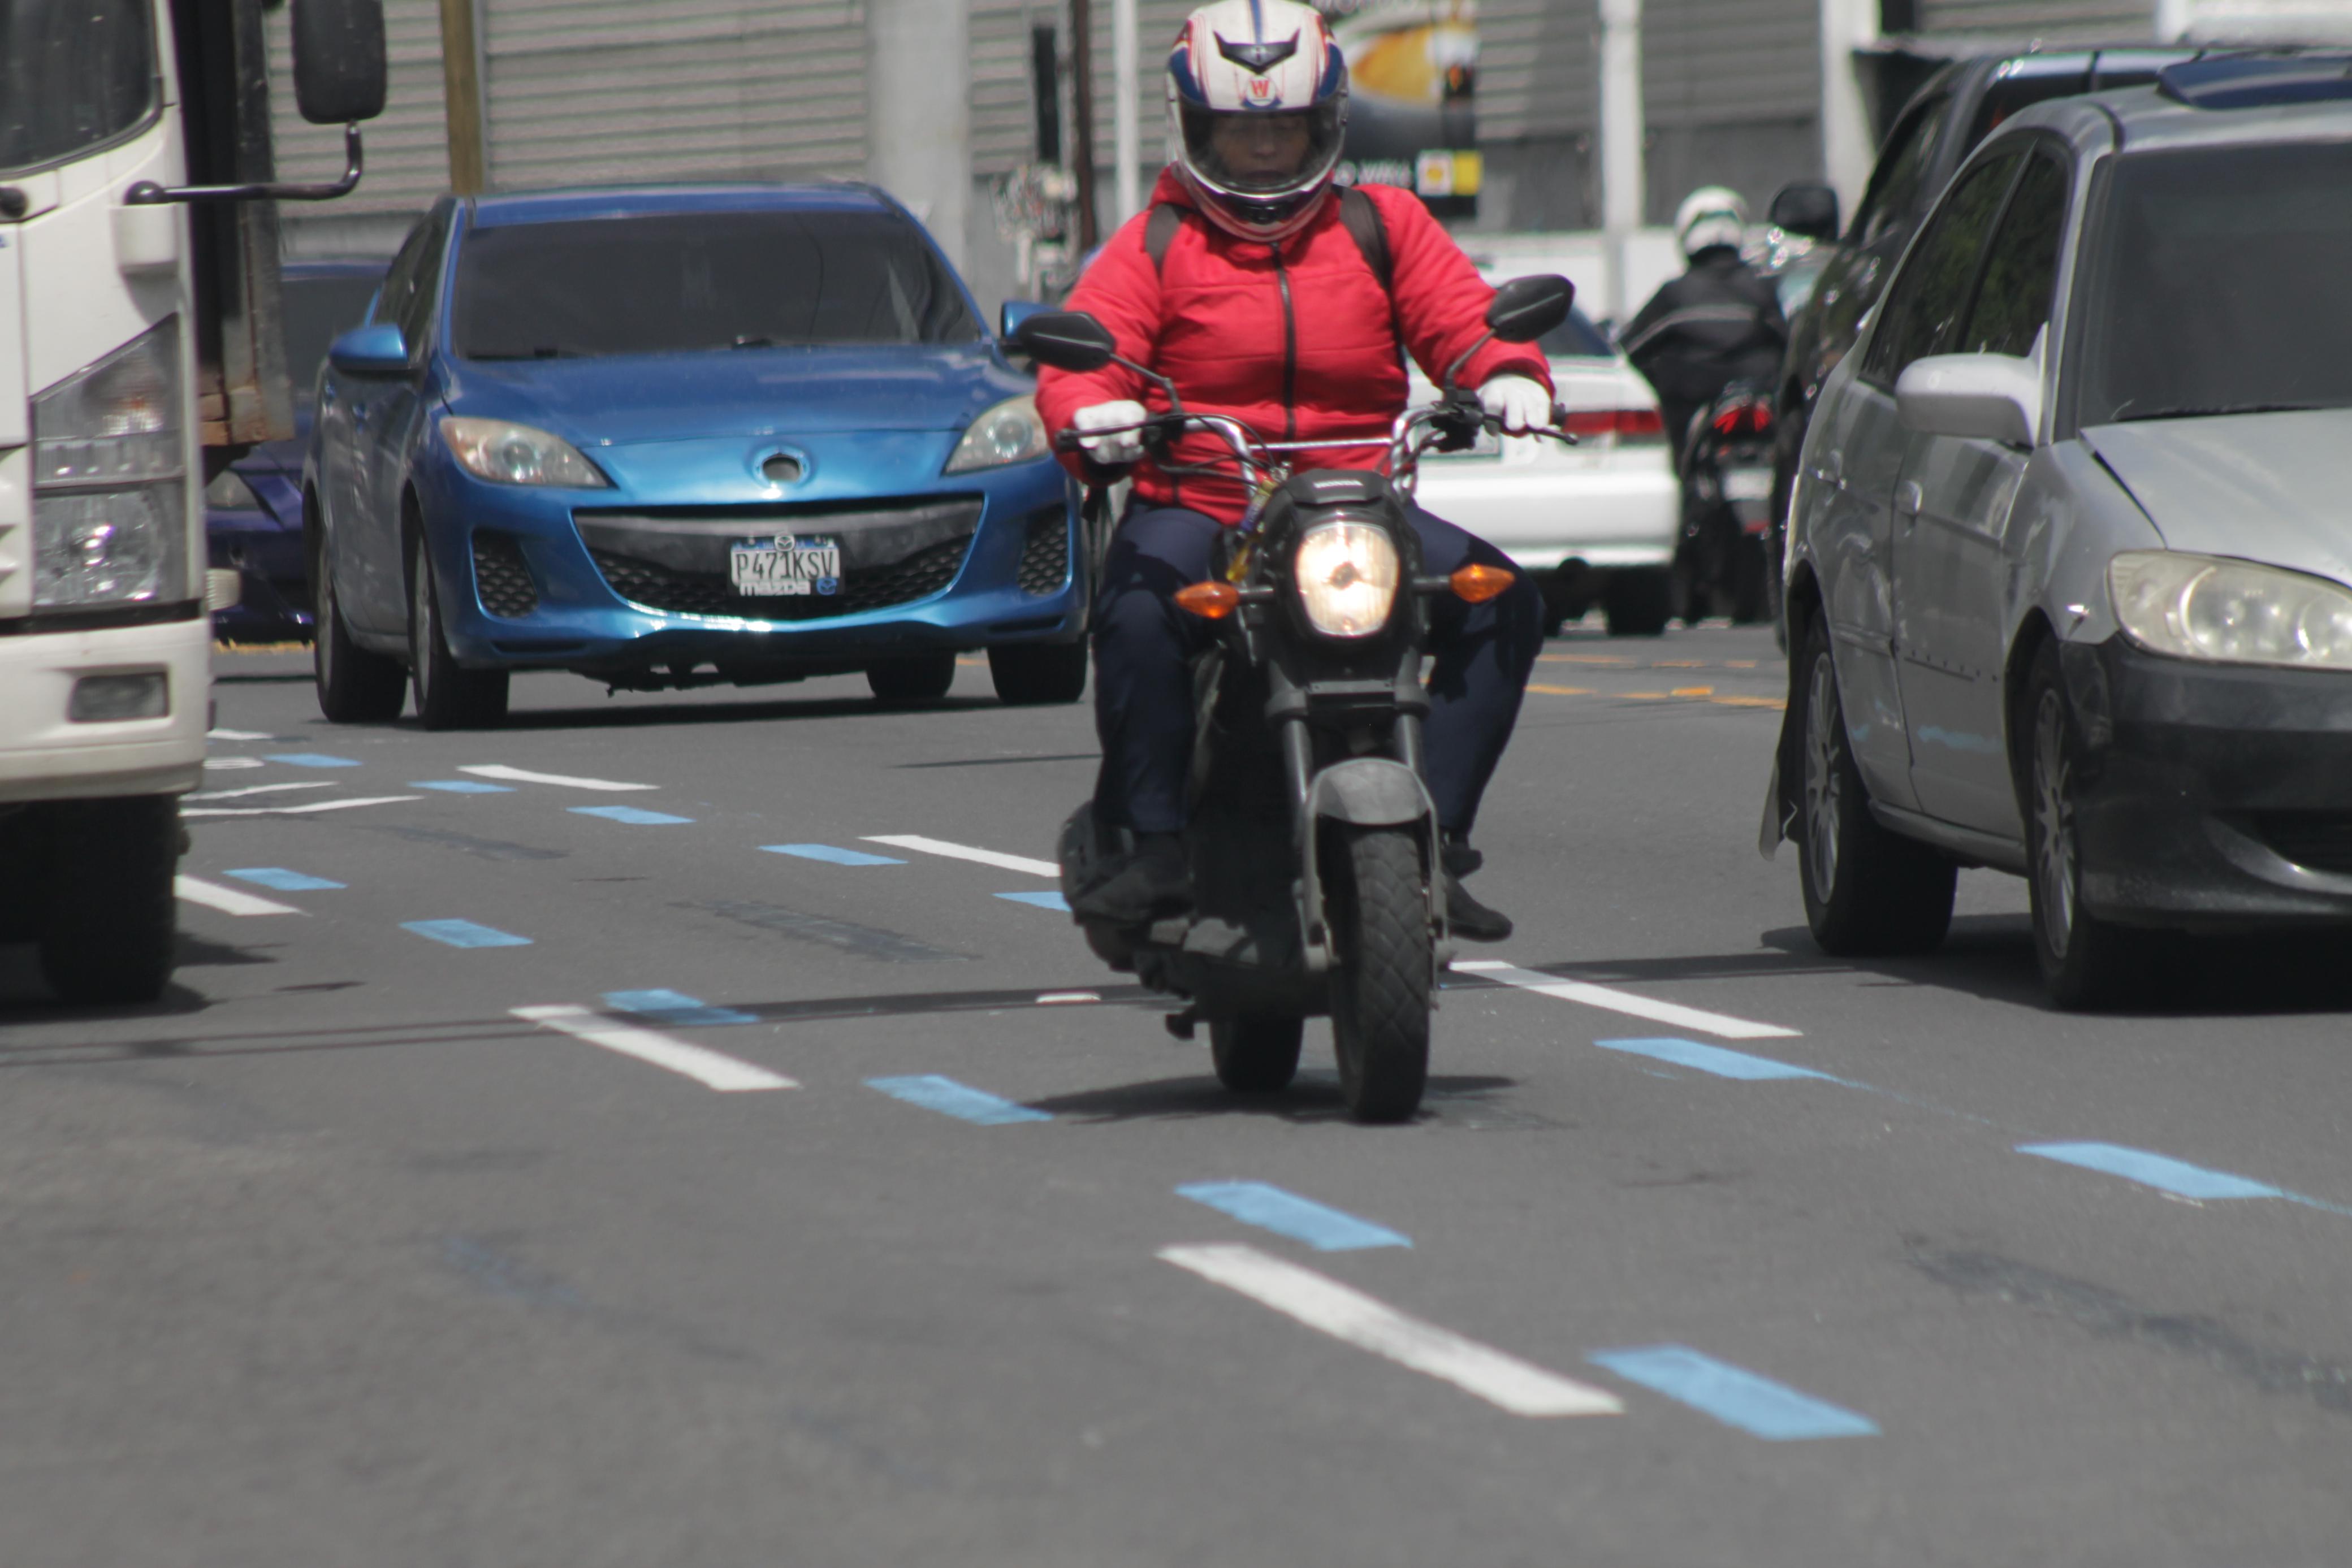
[
  {"xmin": 293, "ymin": 0, "xmax": 389, "ymax": 125},
  {"xmin": 1769, "ymin": 182, "xmax": 1840, "ymax": 242}
]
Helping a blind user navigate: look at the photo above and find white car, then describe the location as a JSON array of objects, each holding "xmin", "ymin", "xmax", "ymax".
[{"xmin": 1411, "ymin": 298, "xmax": 1680, "ymax": 636}]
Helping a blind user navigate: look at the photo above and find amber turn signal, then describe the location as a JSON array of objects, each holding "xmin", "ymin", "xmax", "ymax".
[
  {"xmin": 1449, "ymin": 562, "xmax": 1516, "ymax": 604},
  {"xmin": 1174, "ymin": 581, "xmax": 1241, "ymax": 618}
]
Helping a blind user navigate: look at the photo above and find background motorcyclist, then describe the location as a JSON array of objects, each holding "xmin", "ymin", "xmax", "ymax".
[
  {"xmin": 1033, "ymin": 0, "xmax": 1550, "ymax": 941},
  {"xmin": 1620, "ymin": 186, "xmax": 1789, "ymax": 466}
]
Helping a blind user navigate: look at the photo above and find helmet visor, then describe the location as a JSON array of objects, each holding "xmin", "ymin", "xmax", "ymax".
[{"xmin": 1178, "ymin": 101, "xmax": 1344, "ymax": 198}]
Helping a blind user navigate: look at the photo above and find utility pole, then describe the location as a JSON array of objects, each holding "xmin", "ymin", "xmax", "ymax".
[
  {"xmin": 436, "ymin": 0, "xmax": 487, "ymax": 194},
  {"xmin": 1597, "ymin": 0, "xmax": 1645, "ymax": 321},
  {"xmin": 1113, "ymin": 0, "xmax": 1140, "ymax": 225},
  {"xmin": 1070, "ymin": 0, "xmax": 1101, "ymax": 250},
  {"xmin": 868, "ymin": 0, "xmax": 972, "ymax": 264}
]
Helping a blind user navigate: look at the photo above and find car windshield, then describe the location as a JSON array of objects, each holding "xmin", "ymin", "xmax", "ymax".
[
  {"xmin": 282, "ymin": 270, "xmax": 386, "ymax": 413},
  {"xmin": 0, "ymin": 0, "xmax": 154, "ymax": 176},
  {"xmin": 2077, "ymin": 141, "xmax": 2352, "ymax": 425},
  {"xmin": 453, "ymin": 210, "xmax": 980, "ymax": 360},
  {"xmin": 1541, "ymin": 307, "xmax": 1613, "ymax": 359}
]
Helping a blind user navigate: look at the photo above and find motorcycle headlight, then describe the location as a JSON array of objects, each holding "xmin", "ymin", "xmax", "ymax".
[
  {"xmin": 2109, "ymin": 551, "xmax": 2352, "ymax": 670},
  {"xmin": 1293, "ymin": 521, "xmax": 1400, "ymax": 638},
  {"xmin": 943, "ymin": 395, "xmax": 1049, "ymax": 474},
  {"xmin": 32, "ymin": 318, "xmax": 189, "ymax": 610},
  {"xmin": 439, "ymin": 417, "xmax": 610, "ymax": 487}
]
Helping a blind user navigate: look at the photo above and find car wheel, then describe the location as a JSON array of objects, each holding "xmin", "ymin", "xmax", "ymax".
[
  {"xmin": 1795, "ymin": 617, "xmax": 1955, "ymax": 955},
  {"xmin": 408, "ymin": 527, "xmax": 509, "ymax": 731},
  {"xmin": 867, "ymin": 653, "xmax": 957, "ymax": 705},
  {"xmin": 1603, "ymin": 568, "xmax": 1672, "ymax": 637},
  {"xmin": 2022, "ymin": 641, "xmax": 2149, "ymax": 1010},
  {"xmin": 989, "ymin": 642, "xmax": 1088, "ymax": 705},
  {"xmin": 313, "ymin": 520, "xmax": 405, "ymax": 724}
]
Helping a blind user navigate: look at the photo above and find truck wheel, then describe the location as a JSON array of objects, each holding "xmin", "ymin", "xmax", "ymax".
[
  {"xmin": 1326, "ymin": 824, "xmax": 1432, "ymax": 1123},
  {"xmin": 37, "ymin": 796, "xmax": 178, "ymax": 1006},
  {"xmin": 2022, "ymin": 642, "xmax": 2149, "ymax": 1009},
  {"xmin": 313, "ymin": 544, "xmax": 405, "ymax": 724},
  {"xmin": 409, "ymin": 531, "xmax": 509, "ymax": 730},
  {"xmin": 867, "ymin": 653, "xmax": 957, "ymax": 705},
  {"xmin": 1210, "ymin": 1015, "xmax": 1304, "ymax": 1093},
  {"xmin": 1795, "ymin": 618, "xmax": 1955, "ymax": 955},
  {"xmin": 989, "ymin": 642, "xmax": 1088, "ymax": 705},
  {"xmin": 1603, "ymin": 568, "xmax": 1672, "ymax": 637}
]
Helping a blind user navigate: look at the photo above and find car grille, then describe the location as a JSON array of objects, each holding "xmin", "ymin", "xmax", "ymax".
[
  {"xmin": 2251, "ymin": 812, "xmax": 2352, "ymax": 874},
  {"xmin": 587, "ymin": 534, "xmax": 974, "ymax": 621},
  {"xmin": 472, "ymin": 532, "xmax": 538, "ymax": 618},
  {"xmin": 1017, "ymin": 507, "xmax": 1070, "ymax": 596}
]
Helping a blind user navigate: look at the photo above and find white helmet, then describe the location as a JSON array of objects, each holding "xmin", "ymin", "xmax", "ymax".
[
  {"xmin": 1675, "ymin": 185, "xmax": 1749, "ymax": 259},
  {"xmin": 1166, "ymin": 0, "xmax": 1350, "ymax": 244}
]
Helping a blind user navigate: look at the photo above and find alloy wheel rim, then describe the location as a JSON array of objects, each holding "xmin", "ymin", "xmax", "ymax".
[
  {"xmin": 1804, "ymin": 652, "xmax": 1841, "ymax": 895},
  {"xmin": 2033, "ymin": 690, "xmax": 2077, "ymax": 957}
]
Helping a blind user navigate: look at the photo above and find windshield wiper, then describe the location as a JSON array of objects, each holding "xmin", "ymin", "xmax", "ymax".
[{"xmin": 2115, "ymin": 401, "xmax": 2332, "ymax": 422}]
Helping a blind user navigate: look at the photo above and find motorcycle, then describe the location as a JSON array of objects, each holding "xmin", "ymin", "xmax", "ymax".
[
  {"xmin": 1012, "ymin": 276, "xmax": 1575, "ymax": 1123},
  {"xmin": 1672, "ymin": 381, "xmax": 1778, "ymax": 626}
]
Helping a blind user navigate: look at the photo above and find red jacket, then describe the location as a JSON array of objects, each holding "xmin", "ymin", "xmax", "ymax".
[{"xmin": 1035, "ymin": 170, "xmax": 1553, "ymax": 525}]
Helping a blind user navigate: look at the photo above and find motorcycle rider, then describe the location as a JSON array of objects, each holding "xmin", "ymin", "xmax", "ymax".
[
  {"xmin": 1035, "ymin": 0, "xmax": 1551, "ymax": 941},
  {"xmin": 1620, "ymin": 186, "xmax": 1789, "ymax": 468}
]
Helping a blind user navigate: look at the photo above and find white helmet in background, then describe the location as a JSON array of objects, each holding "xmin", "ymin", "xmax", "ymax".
[
  {"xmin": 1166, "ymin": 0, "xmax": 1350, "ymax": 243},
  {"xmin": 1675, "ymin": 185, "xmax": 1749, "ymax": 259}
]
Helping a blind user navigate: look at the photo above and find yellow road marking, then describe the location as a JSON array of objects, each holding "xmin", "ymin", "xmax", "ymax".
[
  {"xmin": 1670, "ymin": 686, "xmax": 1715, "ymax": 697},
  {"xmin": 1527, "ymin": 683, "xmax": 1597, "ymax": 696}
]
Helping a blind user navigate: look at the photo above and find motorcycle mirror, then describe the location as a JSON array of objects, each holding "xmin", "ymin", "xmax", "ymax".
[
  {"xmin": 1485, "ymin": 275, "xmax": 1574, "ymax": 343},
  {"xmin": 1767, "ymin": 181, "xmax": 1840, "ymax": 242},
  {"xmin": 1011, "ymin": 311, "xmax": 1118, "ymax": 373}
]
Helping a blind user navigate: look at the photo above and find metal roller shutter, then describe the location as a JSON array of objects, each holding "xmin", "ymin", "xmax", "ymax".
[
  {"xmin": 1478, "ymin": 0, "xmax": 1599, "ymax": 141},
  {"xmin": 1641, "ymin": 0, "xmax": 1819, "ymax": 130},
  {"xmin": 972, "ymin": 0, "xmax": 1050, "ymax": 179},
  {"xmin": 1912, "ymin": 0, "xmax": 2155, "ymax": 37}
]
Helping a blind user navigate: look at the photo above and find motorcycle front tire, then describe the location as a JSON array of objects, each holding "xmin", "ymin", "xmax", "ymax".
[
  {"xmin": 1326, "ymin": 824, "xmax": 1433, "ymax": 1123},
  {"xmin": 1210, "ymin": 1016, "xmax": 1304, "ymax": 1093}
]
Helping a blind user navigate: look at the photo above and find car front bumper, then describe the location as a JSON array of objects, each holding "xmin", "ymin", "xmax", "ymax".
[
  {"xmin": 414, "ymin": 449, "xmax": 1084, "ymax": 681},
  {"xmin": 2069, "ymin": 636, "xmax": 2352, "ymax": 928}
]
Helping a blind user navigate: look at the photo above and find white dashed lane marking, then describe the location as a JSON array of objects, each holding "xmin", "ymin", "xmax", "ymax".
[
  {"xmin": 863, "ymin": 834, "xmax": 1058, "ymax": 877},
  {"xmin": 459, "ymin": 765, "xmax": 658, "ymax": 792},
  {"xmin": 175, "ymin": 876, "xmax": 302, "ymax": 916},
  {"xmin": 512, "ymin": 1005, "xmax": 797, "ymax": 1092},
  {"xmin": 1454, "ymin": 960, "xmax": 1799, "ymax": 1041}
]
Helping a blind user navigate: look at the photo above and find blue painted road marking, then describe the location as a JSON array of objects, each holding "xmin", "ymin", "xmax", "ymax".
[
  {"xmin": 225, "ymin": 868, "xmax": 345, "ymax": 892},
  {"xmin": 1175, "ymin": 1181, "xmax": 1410, "ymax": 1251},
  {"xmin": 570, "ymin": 805, "xmax": 694, "ymax": 825},
  {"xmin": 413, "ymin": 779, "xmax": 514, "ymax": 793},
  {"xmin": 866, "ymin": 1075, "xmax": 1052, "ymax": 1125},
  {"xmin": 2018, "ymin": 1142, "xmax": 2285, "ymax": 1201},
  {"xmin": 602, "ymin": 989, "xmax": 757, "ymax": 1027},
  {"xmin": 997, "ymin": 890, "xmax": 1070, "ymax": 911},
  {"xmin": 1588, "ymin": 1345, "xmax": 1878, "ymax": 1440},
  {"xmin": 1593, "ymin": 1037, "xmax": 1844, "ymax": 1083},
  {"xmin": 763, "ymin": 843, "xmax": 906, "ymax": 866},
  {"xmin": 402, "ymin": 919, "xmax": 531, "ymax": 949},
  {"xmin": 265, "ymin": 752, "xmax": 361, "ymax": 768}
]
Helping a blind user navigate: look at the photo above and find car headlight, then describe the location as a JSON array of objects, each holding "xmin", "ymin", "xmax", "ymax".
[
  {"xmin": 439, "ymin": 417, "xmax": 610, "ymax": 487},
  {"xmin": 1293, "ymin": 521, "xmax": 1400, "ymax": 638},
  {"xmin": 2109, "ymin": 551, "xmax": 2352, "ymax": 670},
  {"xmin": 943, "ymin": 395, "xmax": 1049, "ymax": 474},
  {"xmin": 32, "ymin": 317, "xmax": 189, "ymax": 610}
]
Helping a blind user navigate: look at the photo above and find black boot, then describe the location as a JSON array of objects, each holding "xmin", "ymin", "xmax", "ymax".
[
  {"xmin": 1072, "ymin": 832, "xmax": 1194, "ymax": 925},
  {"xmin": 1441, "ymin": 834, "xmax": 1512, "ymax": 943}
]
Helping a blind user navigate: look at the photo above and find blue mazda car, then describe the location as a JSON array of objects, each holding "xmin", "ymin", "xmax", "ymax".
[{"xmin": 305, "ymin": 184, "xmax": 1086, "ymax": 729}]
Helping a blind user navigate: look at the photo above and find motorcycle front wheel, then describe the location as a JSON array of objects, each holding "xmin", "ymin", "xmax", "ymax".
[{"xmin": 1326, "ymin": 824, "xmax": 1433, "ymax": 1123}]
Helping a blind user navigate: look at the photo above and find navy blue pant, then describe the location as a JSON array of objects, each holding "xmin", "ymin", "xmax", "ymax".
[{"xmin": 1090, "ymin": 502, "xmax": 1544, "ymax": 837}]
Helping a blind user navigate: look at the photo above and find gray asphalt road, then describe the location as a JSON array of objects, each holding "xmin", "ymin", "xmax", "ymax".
[{"xmin": 6, "ymin": 627, "xmax": 2352, "ymax": 1566}]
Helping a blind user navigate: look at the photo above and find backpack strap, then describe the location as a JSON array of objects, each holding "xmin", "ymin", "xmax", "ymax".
[
  {"xmin": 1144, "ymin": 190, "xmax": 1393, "ymax": 296},
  {"xmin": 1145, "ymin": 201, "xmax": 1189, "ymax": 272}
]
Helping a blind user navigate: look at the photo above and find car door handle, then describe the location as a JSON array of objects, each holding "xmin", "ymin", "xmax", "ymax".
[{"xmin": 1895, "ymin": 480, "xmax": 1923, "ymax": 520}]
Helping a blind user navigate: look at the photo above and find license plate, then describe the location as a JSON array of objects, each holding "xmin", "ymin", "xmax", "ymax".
[
  {"xmin": 1722, "ymin": 467, "xmax": 1774, "ymax": 502},
  {"xmin": 728, "ymin": 534, "xmax": 842, "ymax": 596}
]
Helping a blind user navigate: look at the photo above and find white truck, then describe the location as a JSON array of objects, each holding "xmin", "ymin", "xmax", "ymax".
[{"xmin": 0, "ymin": 0, "xmax": 384, "ymax": 1002}]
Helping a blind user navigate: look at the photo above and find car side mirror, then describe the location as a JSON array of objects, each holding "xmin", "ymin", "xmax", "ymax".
[
  {"xmin": 1896, "ymin": 352, "xmax": 2041, "ymax": 448},
  {"xmin": 1011, "ymin": 311, "xmax": 1117, "ymax": 373},
  {"xmin": 1769, "ymin": 182, "xmax": 1840, "ymax": 242},
  {"xmin": 999, "ymin": 300, "xmax": 1052, "ymax": 340},
  {"xmin": 293, "ymin": 0, "xmax": 389, "ymax": 125},
  {"xmin": 1486, "ymin": 275, "xmax": 1574, "ymax": 343},
  {"xmin": 327, "ymin": 322, "xmax": 408, "ymax": 375}
]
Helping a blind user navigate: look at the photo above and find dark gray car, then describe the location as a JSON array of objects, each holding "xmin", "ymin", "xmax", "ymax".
[{"xmin": 1765, "ymin": 54, "xmax": 2352, "ymax": 1007}]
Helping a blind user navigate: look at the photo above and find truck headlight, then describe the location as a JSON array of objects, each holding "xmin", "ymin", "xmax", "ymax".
[
  {"xmin": 1294, "ymin": 521, "xmax": 1400, "ymax": 638},
  {"xmin": 2109, "ymin": 551, "xmax": 2352, "ymax": 670},
  {"xmin": 439, "ymin": 417, "xmax": 610, "ymax": 487},
  {"xmin": 31, "ymin": 318, "xmax": 188, "ymax": 610},
  {"xmin": 943, "ymin": 395, "xmax": 1049, "ymax": 474}
]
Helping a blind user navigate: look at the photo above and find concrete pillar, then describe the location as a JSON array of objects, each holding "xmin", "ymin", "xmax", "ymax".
[
  {"xmin": 1113, "ymin": 0, "xmax": 1141, "ymax": 225},
  {"xmin": 2154, "ymin": 0, "xmax": 2194, "ymax": 41},
  {"xmin": 1596, "ymin": 0, "xmax": 1645, "ymax": 319},
  {"xmin": 1818, "ymin": 0, "xmax": 1879, "ymax": 220},
  {"xmin": 867, "ymin": 0, "xmax": 972, "ymax": 266}
]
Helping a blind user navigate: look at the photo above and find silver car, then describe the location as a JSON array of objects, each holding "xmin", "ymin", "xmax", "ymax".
[{"xmin": 1762, "ymin": 54, "xmax": 2352, "ymax": 1007}]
